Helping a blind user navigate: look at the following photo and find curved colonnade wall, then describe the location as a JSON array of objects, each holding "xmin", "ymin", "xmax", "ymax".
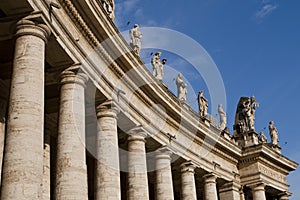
[{"xmin": 0, "ymin": 0, "xmax": 297, "ymax": 199}]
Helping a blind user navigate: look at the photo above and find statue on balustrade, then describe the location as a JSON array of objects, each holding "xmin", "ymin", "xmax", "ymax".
[
  {"xmin": 234, "ymin": 96, "xmax": 259, "ymax": 135},
  {"xmin": 129, "ymin": 24, "xmax": 143, "ymax": 55},
  {"xmin": 218, "ymin": 104, "xmax": 226, "ymax": 130},
  {"xmin": 269, "ymin": 121, "xmax": 279, "ymax": 146},
  {"xmin": 151, "ymin": 52, "xmax": 167, "ymax": 81},
  {"xmin": 101, "ymin": 0, "xmax": 115, "ymax": 20},
  {"xmin": 176, "ymin": 73, "xmax": 187, "ymax": 102},
  {"xmin": 197, "ymin": 90, "xmax": 208, "ymax": 117}
]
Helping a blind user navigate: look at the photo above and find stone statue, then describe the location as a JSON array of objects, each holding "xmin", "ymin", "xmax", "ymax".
[
  {"xmin": 151, "ymin": 52, "xmax": 167, "ymax": 81},
  {"xmin": 101, "ymin": 0, "xmax": 115, "ymax": 20},
  {"xmin": 259, "ymin": 132, "xmax": 267, "ymax": 143},
  {"xmin": 176, "ymin": 73, "xmax": 187, "ymax": 102},
  {"xmin": 197, "ymin": 90, "xmax": 208, "ymax": 117},
  {"xmin": 129, "ymin": 24, "xmax": 142, "ymax": 55},
  {"xmin": 234, "ymin": 96, "xmax": 259, "ymax": 135},
  {"xmin": 269, "ymin": 121, "xmax": 279, "ymax": 145},
  {"xmin": 218, "ymin": 104, "xmax": 226, "ymax": 130}
]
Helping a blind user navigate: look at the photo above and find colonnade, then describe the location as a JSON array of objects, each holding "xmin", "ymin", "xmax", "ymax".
[{"xmin": 0, "ymin": 18, "xmax": 289, "ymax": 200}]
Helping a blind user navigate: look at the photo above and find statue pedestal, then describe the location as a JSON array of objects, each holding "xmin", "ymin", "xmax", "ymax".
[
  {"xmin": 267, "ymin": 143, "xmax": 282, "ymax": 154},
  {"xmin": 235, "ymin": 131, "xmax": 259, "ymax": 148},
  {"xmin": 200, "ymin": 116, "xmax": 210, "ymax": 128},
  {"xmin": 221, "ymin": 128, "xmax": 232, "ymax": 141},
  {"xmin": 180, "ymin": 100, "xmax": 191, "ymax": 111}
]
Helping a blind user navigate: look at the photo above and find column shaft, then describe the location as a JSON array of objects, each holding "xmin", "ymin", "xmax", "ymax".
[
  {"xmin": 203, "ymin": 173, "xmax": 218, "ymax": 200},
  {"xmin": 54, "ymin": 66, "xmax": 88, "ymax": 199},
  {"xmin": 219, "ymin": 182, "xmax": 241, "ymax": 200},
  {"xmin": 95, "ymin": 100, "xmax": 120, "ymax": 200},
  {"xmin": 180, "ymin": 161, "xmax": 197, "ymax": 200},
  {"xmin": 127, "ymin": 127, "xmax": 149, "ymax": 200},
  {"xmin": 251, "ymin": 183, "xmax": 266, "ymax": 200},
  {"xmin": 155, "ymin": 147, "xmax": 174, "ymax": 200},
  {"xmin": 1, "ymin": 19, "xmax": 50, "ymax": 200}
]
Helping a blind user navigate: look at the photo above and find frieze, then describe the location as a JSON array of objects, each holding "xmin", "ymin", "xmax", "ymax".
[{"xmin": 259, "ymin": 165, "xmax": 286, "ymax": 183}]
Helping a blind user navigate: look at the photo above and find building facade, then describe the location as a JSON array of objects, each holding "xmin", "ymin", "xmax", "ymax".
[{"xmin": 0, "ymin": 0, "xmax": 297, "ymax": 199}]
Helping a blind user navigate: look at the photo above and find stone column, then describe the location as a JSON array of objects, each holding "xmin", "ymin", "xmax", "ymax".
[
  {"xmin": 54, "ymin": 66, "xmax": 89, "ymax": 200},
  {"xmin": 219, "ymin": 181, "xmax": 241, "ymax": 200},
  {"xmin": 155, "ymin": 147, "xmax": 174, "ymax": 200},
  {"xmin": 203, "ymin": 173, "xmax": 218, "ymax": 200},
  {"xmin": 1, "ymin": 19, "xmax": 50, "ymax": 200},
  {"xmin": 127, "ymin": 126, "xmax": 149, "ymax": 200},
  {"xmin": 180, "ymin": 161, "xmax": 197, "ymax": 200},
  {"xmin": 42, "ymin": 129, "xmax": 51, "ymax": 200},
  {"xmin": 95, "ymin": 100, "xmax": 121, "ymax": 200},
  {"xmin": 250, "ymin": 183, "xmax": 266, "ymax": 200}
]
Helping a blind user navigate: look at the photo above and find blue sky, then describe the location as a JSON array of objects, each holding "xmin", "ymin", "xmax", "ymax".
[{"xmin": 114, "ymin": 0, "xmax": 300, "ymax": 198}]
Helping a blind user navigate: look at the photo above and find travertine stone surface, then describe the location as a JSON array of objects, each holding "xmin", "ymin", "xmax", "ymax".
[
  {"xmin": 1, "ymin": 19, "xmax": 50, "ymax": 200},
  {"xmin": 203, "ymin": 173, "xmax": 218, "ymax": 200},
  {"xmin": 155, "ymin": 147, "xmax": 174, "ymax": 200},
  {"xmin": 55, "ymin": 66, "xmax": 89, "ymax": 200},
  {"xmin": 95, "ymin": 100, "xmax": 120, "ymax": 200},
  {"xmin": 127, "ymin": 127, "xmax": 149, "ymax": 200},
  {"xmin": 180, "ymin": 161, "xmax": 197, "ymax": 200},
  {"xmin": 42, "ymin": 130, "xmax": 51, "ymax": 200},
  {"xmin": 219, "ymin": 181, "xmax": 240, "ymax": 200},
  {"xmin": 251, "ymin": 183, "xmax": 266, "ymax": 200}
]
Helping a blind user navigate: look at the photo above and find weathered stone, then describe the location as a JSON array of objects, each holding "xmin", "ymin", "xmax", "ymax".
[
  {"xmin": 1, "ymin": 19, "xmax": 50, "ymax": 200},
  {"xmin": 180, "ymin": 161, "xmax": 197, "ymax": 200},
  {"xmin": 54, "ymin": 66, "xmax": 89, "ymax": 200},
  {"xmin": 250, "ymin": 183, "xmax": 266, "ymax": 200},
  {"xmin": 219, "ymin": 181, "xmax": 241, "ymax": 200},
  {"xmin": 155, "ymin": 147, "xmax": 174, "ymax": 200},
  {"xmin": 95, "ymin": 100, "xmax": 121, "ymax": 200},
  {"xmin": 127, "ymin": 126, "xmax": 149, "ymax": 200},
  {"xmin": 203, "ymin": 173, "xmax": 218, "ymax": 200}
]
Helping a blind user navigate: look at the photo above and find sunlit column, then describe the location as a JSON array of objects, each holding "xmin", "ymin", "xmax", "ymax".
[
  {"xmin": 127, "ymin": 126, "xmax": 149, "ymax": 200},
  {"xmin": 55, "ymin": 66, "xmax": 89, "ymax": 200},
  {"xmin": 180, "ymin": 161, "xmax": 197, "ymax": 200},
  {"xmin": 219, "ymin": 181, "xmax": 241, "ymax": 200},
  {"xmin": 155, "ymin": 147, "xmax": 174, "ymax": 200},
  {"xmin": 1, "ymin": 19, "xmax": 50, "ymax": 200},
  {"xmin": 95, "ymin": 100, "xmax": 121, "ymax": 200},
  {"xmin": 203, "ymin": 173, "xmax": 218, "ymax": 200},
  {"xmin": 250, "ymin": 183, "xmax": 266, "ymax": 200}
]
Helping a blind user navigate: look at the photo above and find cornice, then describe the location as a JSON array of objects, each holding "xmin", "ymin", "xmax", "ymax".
[{"xmin": 240, "ymin": 144, "xmax": 298, "ymax": 172}]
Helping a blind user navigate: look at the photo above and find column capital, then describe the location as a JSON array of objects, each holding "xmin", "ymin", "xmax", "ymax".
[
  {"xmin": 60, "ymin": 65, "xmax": 89, "ymax": 87},
  {"xmin": 180, "ymin": 161, "xmax": 196, "ymax": 173},
  {"xmin": 219, "ymin": 181, "xmax": 241, "ymax": 193},
  {"xmin": 248, "ymin": 182, "xmax": 266, "ymax": 191},
  {"xmin": 156, "ymin": 146, "xmax": 173, "ymax": 160},
  {"xmin": 203, "ymin": 172, "xmax": 218, "ymax": 184},
  {"xmin": 128, "ymin": 125, "xmax": 148, "ymax": 142},
  {"xmin": 16, "ymin": 19, "xmax": 51, "ymax": 43},
  {"xmin": 96, "ymin": 99, "xmax": 120, "ymax": 118}
]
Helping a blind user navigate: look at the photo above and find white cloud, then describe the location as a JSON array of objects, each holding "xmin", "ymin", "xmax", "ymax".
[{"xmin": 255, "ymin": 4, "xmax": 278, "ymax": 19}]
